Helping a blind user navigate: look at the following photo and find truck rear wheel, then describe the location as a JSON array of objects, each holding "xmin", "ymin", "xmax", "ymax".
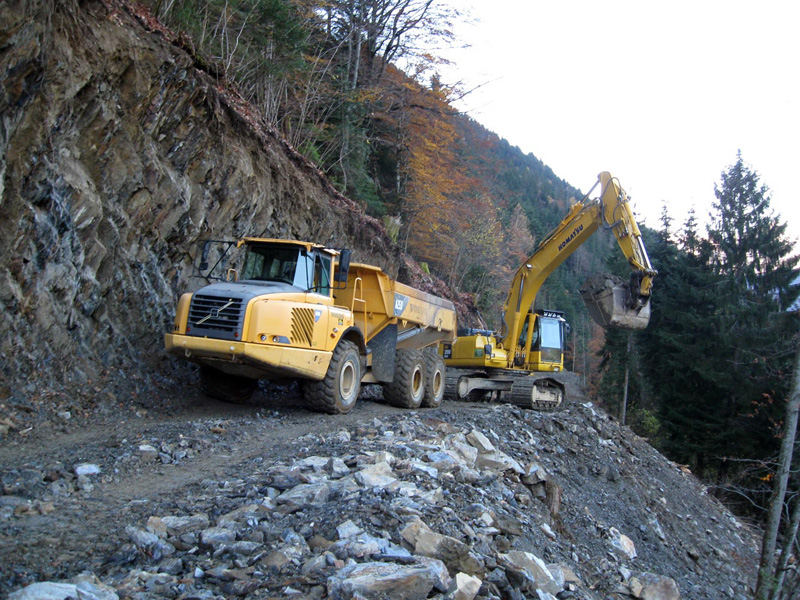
[
  {"xmin": 303, "ymin": 340, "xmax": 362, "ymax": 414},
  {"xmin": 383, "ymin": 349, "xmax": 425, "ymax": 409},
  {"xmin": 422, "ymin": 349, "xmax": 446, "ymax": 408},
  {"xmin": 200, "ymin": 366, "xmax": 258, "ymax": 404}
]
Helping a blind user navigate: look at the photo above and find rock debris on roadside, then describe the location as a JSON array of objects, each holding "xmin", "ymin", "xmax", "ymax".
[{"xmin": 3, "ymin": 400, "xmax": 759, "ymax": 599}]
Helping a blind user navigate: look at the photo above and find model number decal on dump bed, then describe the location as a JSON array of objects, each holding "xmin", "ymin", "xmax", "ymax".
[{"xmin": 394, "ymin": 294, "xmax": 409, "ymax": 316}]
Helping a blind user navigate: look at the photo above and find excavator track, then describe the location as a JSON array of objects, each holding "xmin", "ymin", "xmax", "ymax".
[
  {"xmin": 444, "ymin": 373, "xmax": 461, "ymax": 401},
  {"xmin": 507, "ymin": 375, "xmax": 565, "ymax": 411},
  {"xmin": 444, "ymin": 372, "xmax": 491, "ymax": 403},
  {"xmin": 444, "ymin": 369, "xmax": 565, "ymax": 411}
]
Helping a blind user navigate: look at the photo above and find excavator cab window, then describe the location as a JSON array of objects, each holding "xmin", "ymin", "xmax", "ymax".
[
  {"xmin": 518, "ymin": 320, "xmax": 529, "ymax": 348},
  {"xmin": 536, "ymin": 317, "xmax": 563, "ymax": 364},
  {"xmin": 518, "ymin": 315, "xmax": 540, "ymax": 348}
]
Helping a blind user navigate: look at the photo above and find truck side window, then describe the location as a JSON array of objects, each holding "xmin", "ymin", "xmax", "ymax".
[{"xmin": 315, "ymin": 253, "xmax": 332, "ymax": 295}]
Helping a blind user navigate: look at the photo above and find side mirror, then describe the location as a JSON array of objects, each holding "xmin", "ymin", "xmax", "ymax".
[
  {"xmin": 199, "ymin": 241, "xmax": 211, "ymax": 272},
  {"xmin": 335, "ymin": 249, "xmax": 351, "ymax": 283}
]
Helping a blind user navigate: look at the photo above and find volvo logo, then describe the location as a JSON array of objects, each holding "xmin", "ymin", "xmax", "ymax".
[{"xmin": 196, "ymin": 300, "xmax": 234, "ymax": 325}]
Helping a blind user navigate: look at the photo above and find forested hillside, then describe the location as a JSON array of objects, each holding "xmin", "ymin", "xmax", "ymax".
[{"xmin": 598, "ymin": 157, "xmax": 799, "ymax": 550}]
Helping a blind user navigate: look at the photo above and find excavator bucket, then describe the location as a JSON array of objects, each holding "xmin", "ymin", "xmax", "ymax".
[{"xmin": 579, "ymin": 273, "xmax": 651, "ymax": 330}]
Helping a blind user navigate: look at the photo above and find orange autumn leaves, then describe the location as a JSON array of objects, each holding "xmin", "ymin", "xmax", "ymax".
[{"xmin": 376, "ymin": 68, "xmax": 534, "ymax": 301}]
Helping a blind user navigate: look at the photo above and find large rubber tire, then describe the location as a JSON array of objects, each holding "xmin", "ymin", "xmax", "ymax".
[
  {"xmin": 302, "ymin": 340, "xmax": 362, "ymax": 414},
  {"xmin": 200, "ymin": 366, "xmax": 258, "ymax": 404},
  {"xmin": 422, "ymin": 349, "xmax": 446, "ymax": 408},
  {"xmin": 383, "ymin": 349, "xmax": 426, "ymax": 409}
]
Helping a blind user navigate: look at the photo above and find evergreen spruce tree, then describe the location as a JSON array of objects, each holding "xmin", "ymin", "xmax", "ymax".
[
  {"xmin": 636, "ymin": 156, "xmax": 798, "ymax": 491},
  {"xmin": 641, "ymin": 209, "xmax": 725, "ymax": 474},
  {"xmin": 706, "ymin": 153, "xmax": 799, "ymax": 476}
]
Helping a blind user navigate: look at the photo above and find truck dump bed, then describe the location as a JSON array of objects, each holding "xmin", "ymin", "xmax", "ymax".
[{"xmin": 334, "ymin": 263, "xmax": 456, "ymax": 349}]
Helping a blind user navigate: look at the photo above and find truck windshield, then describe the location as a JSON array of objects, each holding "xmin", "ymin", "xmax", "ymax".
[
  {"xmin": 242, "ymin": 245, "xmax": 306, "ymax": 286},
  {"xmin": 241, "ymin": 244, "xmax": 332, "ymax": 294}
]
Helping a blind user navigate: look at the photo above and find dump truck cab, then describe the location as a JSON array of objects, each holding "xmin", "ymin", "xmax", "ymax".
[
  {"xmin": 239, "ymin": 239, "xmax": 336, "ymax": 295},
  {"xmin": 168, "ymin": 239, "xmax": 355, "ymax": 380}
]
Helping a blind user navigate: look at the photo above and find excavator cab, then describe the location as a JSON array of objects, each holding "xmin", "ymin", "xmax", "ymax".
[{"xmin": 519, "ymin": 310, "xmax": 569, "ymax": 372}]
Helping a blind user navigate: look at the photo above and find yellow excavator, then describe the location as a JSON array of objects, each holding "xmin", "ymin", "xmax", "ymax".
[{"xmin": 441, "ymin": 171, "xmax": 656, "ymax": 410}]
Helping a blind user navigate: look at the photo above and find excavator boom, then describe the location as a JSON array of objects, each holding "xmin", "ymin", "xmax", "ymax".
[{"xmin": 500, "ymin": 171, "xmax": 655, "ymax": 355}]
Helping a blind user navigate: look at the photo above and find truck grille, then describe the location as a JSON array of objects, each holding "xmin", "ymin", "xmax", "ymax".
[
  {"xmin": 188, "ymin": 294, "xmax": 246, "ymax": 340},
  {"xmin": 291, "ymin": 307, "xmax": 315, "ymax": 347}
]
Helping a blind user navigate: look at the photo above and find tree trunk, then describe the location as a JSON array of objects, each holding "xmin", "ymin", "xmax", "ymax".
[
  {"xmin": 772, "ymin": 493, "xmax": 800, "ymax": 599},
  {"xmin": 755, "ymin": 344, "xmax": 800, "ymax": 599},
  {"xmin": 620, "ymin": 334, "xmax": 631, "ymax": 425}
]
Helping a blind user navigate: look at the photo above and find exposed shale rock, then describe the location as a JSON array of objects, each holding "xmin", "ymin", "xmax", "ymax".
[{"xmin": 0, "ymin": 0, "xmax": 396, "ymax": 400}]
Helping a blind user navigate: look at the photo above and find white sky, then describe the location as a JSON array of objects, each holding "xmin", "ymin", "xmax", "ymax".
[{"xmin": 437, "ymin": 0, "xmax": 800, "ymax": 242}]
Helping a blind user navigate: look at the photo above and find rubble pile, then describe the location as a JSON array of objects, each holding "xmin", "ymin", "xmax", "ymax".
[{"xmin": 5, "ymin": 401, "xmax": 760, "ymax": 600}]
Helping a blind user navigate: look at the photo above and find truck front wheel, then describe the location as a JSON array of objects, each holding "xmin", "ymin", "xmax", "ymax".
[
  {"xmin": 383, "ymin": 349, "xmax": 425, "ymax": 409},
  {"xmin": 303, "ymin": 340, "xmax": 362, "ymax": 414},
  {"xmin": 200, "ymin": 366, "xmax": 258, "ymax": 404}
]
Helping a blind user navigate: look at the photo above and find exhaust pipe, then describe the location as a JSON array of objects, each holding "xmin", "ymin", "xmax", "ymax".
[{"xmin": 579, "ymin": 273, "xmax": 651, "ymax": 330}]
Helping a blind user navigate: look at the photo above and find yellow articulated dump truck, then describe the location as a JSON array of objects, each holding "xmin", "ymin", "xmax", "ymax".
[{"xmin": 165, "ymin": 238, "xmax": 456, "ymax": 414}]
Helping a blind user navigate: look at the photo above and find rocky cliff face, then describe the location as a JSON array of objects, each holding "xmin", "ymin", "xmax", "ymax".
[{"xmin": 0, "ymin": 0, "xmax": 397, "ymax": 399}]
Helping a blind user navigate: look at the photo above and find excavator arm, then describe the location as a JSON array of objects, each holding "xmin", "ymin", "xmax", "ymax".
[
  {"xmin": 596, "ymin": 171, "xmax": 655, "ymax": 302},
  {"xmin": 500, "ymin": 171, "xmax": 656, "ymax": 362}
]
